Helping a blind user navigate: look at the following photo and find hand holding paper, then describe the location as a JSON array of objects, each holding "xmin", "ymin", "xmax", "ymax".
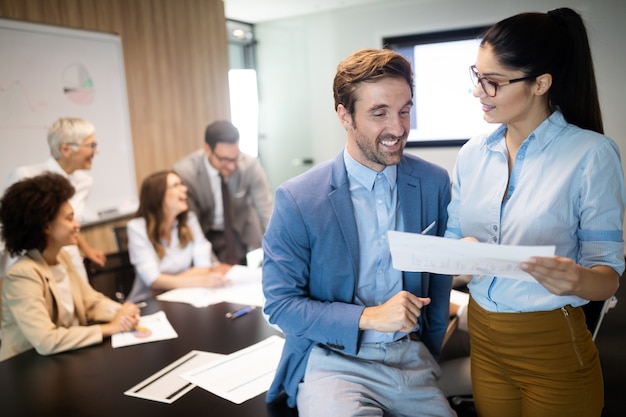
[
  {"xmin": 111, "ymin": 311, "xmax": 178, "ymax": 348},
  {"xmin": 387, "ymin": 231, "xmax": 555, "ymax": 281}
]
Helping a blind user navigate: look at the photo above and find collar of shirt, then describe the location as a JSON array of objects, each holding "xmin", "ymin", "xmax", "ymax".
[
  {"xmin": 46, "ymin": 157, "xmax": 70, "ymax": 178},
  {"xmin": 203, "ymin": 155, "xmax": 220, "ymax": 180},
  {"xmin": 485, "ymin": 110, "xmax": 568, "ymax": 152},
  {"xmin": 342, "ymin": 147, "xmax": 397, "ymax": 190}
]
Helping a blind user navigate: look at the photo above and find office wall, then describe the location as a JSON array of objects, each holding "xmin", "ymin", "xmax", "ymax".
[
  {"xmin": 0, "ymin": 0, "xmax": 230, "ymax": 250},
  {"xmin": 255, "ymin": 0, "xmax": 626, "ymax": 184}
]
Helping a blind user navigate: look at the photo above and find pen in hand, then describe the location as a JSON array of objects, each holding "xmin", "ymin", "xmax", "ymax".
[{"xmin": 225, "ymin": 305, "xmax": 255, "ymax": 319}]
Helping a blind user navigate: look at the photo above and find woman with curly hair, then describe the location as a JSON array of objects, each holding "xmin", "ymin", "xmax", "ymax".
[{"xmin": 0, "ymin": 172, "xmax": 139, "ymax": 361}]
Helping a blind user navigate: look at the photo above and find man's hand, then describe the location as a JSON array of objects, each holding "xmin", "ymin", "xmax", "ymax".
[{"xmin": 359, "ymin": 291, "xmax": 431, "ymax": 333}]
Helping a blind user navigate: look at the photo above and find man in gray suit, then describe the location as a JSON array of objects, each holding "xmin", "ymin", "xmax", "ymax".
[{"xmin": 173, "ymin": 120, "xmax": 273, "ymax": 265}]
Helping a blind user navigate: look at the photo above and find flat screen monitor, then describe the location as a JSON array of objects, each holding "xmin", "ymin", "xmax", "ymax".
[{"xmin": 384, "ymin": 26, "xmax": 497, "ymax": 147}]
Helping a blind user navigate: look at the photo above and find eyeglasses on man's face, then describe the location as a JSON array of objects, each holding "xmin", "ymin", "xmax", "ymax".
[
  {"xmin": 211, "ymin": 152, "xmax": 239, "ymax": 165},
  {"xmin": 69, "ymin": 142, "xmax": 98, "ymax": 151},
  {"xmin": 469, "ymin": 65, "xmax": 536, "ymax": 97}
]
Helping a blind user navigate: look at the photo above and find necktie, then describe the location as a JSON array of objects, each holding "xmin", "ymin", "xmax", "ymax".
[{"xmin": 220, "ymin": 174, "xmax": 238, "ymax": 264}]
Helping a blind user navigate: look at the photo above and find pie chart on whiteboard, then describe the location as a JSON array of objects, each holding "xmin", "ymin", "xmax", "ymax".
[{"xmin": 62, "ymin": 63, "xmax": 95, "ymax": 105}]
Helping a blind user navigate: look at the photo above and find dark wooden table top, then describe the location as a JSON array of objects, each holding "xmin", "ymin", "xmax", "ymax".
[{"xmin": 0, "ymin": 299, "xmax": 297, "ymax": 417}]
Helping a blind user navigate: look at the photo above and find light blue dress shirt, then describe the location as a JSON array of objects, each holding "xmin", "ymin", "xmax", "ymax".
[
  {"xmin": 343, "ymin": 149, "xmax": 406, "ymax": 343},
  {"xmin": 445, "ymin": 111, "xmax": 626, "ymax": 313}
]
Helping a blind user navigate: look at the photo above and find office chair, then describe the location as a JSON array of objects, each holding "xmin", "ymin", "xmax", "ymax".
[
  {"xmin": 84, "ymin": 251, "xmax": 135, "ymax": 303},
  {"xmin": 582, "ymin": 297, "xmax": 618, "ymax": 341},
  {"xmin": 112, "ymin": 225, "xmax": 129, "ymax": 252}
]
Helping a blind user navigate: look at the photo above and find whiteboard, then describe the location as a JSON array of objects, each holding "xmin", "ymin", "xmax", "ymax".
[{"xmin": 0, "ymin": 18, "xmax": 137, "ymax": 225}]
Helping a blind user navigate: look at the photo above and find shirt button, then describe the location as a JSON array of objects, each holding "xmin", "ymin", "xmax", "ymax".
[
  {"xmin": 492, "ymin": 236, "xmax": 497, "ymax": 242},
  {"xmin": 493, "ymin": 225, "xmax": 498, "ymax": 231}
]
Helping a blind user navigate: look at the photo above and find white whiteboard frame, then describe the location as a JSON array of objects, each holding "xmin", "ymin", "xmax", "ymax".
[{"xmin": 0, "ymin": 18, "xmax": 137, "ymax": 226}]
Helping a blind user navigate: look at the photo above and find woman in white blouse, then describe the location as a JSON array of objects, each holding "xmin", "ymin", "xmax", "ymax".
[{"xmin": 126, "ymin": 170, "xmax": 229, "ymax": 302}]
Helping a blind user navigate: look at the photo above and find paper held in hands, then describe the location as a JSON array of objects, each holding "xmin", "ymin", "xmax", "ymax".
[
  {"xmin": 387, "ymin": 231, "xmax": 555, "ymax": 282},
  {"xmin": 111, "ymin": 311, "xmax": 178, "ymax": 348}
]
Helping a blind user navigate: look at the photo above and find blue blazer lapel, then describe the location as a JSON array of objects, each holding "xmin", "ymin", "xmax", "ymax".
[
  {"xmin": 328, "ymin": 153, "xmax": 360, "ymax": 276},
  {"xmin": 397, "ymin": 157, "xmax": 426, "ymax": 296},
  {"xmin": 397, "ymin": 158, "xmax": 422, "ymax": 234}
]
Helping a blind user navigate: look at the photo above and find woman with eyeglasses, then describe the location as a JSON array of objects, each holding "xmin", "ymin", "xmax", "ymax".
[
  {"xmin": 125, "ymin": 170, "xmax": 230, "ymax": 302},
  {"xmin": 4, "ymin": 117, "xmax": 106, "ymax": 279},
  {"xmin": 445, "ymin": 8, "xmax": 625, "ymax": 417},
  {"xmin": 0, "ymin": 172, "xmax": 140, "ymax": 362}
]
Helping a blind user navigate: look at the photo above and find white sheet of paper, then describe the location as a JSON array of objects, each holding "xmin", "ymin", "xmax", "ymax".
[
  {"xmin": 245, "ymin": 247, "xmax": 264, "ymax": 268},
  {"xmin": 124, "ymin": 350, "xmax": 224, "ymax": 403},
  {"xmin": 181, "ymin": 335, "xmax": 285, "ymax": 404},
  {"xmin": 156, "ymin": 287, "xmax": 221, "ymax": 308},
  {"xmin": 111, "ymin": 310, "xmax": 178, "ymax": 348},
  {"xmin": 388, "ymin": 231, "xmax": 555, "ymax": 282},
  {"xmin": 156, "ymin": 265, "xmax": 265, "ymax": 308},
  {"xmin": 225, "ymin": 264, "xmax": 262, "ymax": 283}
]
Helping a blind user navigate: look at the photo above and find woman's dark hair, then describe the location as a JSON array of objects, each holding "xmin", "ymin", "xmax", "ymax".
[
  {"xmin": 481, "ymin": 7, "xmax": 603, "ymax": 133},
  {"xmin": 0, "ymin": 172, "xmax": 75, "ymax": 256},
  {"xmin": 135, "ymin": 170, "xmax": 192, "ymax": 259}
]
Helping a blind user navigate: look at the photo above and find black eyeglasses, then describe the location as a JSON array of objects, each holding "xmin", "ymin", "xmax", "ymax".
[
  {"xmin": 469, "ymin": 65, "xmax": 536, "ymax": 97},
  {"xmin": 69, "ymin": 142, "xmax": 98, "ymax": 151},
  {"xmin": 212, "ymin": 152, "xmax": 239, "ymax": 165}
]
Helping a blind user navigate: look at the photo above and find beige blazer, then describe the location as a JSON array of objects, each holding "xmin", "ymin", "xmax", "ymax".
[{"xmin": 0, "ymin": 249, "xmax": 120, "ymax": 362}]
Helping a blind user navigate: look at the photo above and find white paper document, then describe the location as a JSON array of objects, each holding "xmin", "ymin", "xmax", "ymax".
[
  {"xmin": 156, "ymin": 265, "xmax": 264, "ymax": 308},
  {"xmin": 181, "ymin": 335, "xmax": 285, "ymax": 404},
  {"xmin": 124, "ymin": 350, "xmax": 224, "ymax": 403},
  {"xmin": 388, "ymin": 231, "xmax": 555, "ymax": 281},
  {"xmin": 111, "ymin": 310, "xmax": 178, "ymax": 348}
]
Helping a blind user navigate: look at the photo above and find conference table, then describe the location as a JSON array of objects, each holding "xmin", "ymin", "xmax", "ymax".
[{"xmin": 0, "ymin": 299, "xmax": 297, "ymax": 417}]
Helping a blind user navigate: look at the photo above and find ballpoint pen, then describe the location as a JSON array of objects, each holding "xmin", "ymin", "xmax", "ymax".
[
  {"xmin": 225, "ymin": 305, "xmax": 255, "ymax": 319},
  {"xmin": 421, "ymin": 221, "xmax": 436, "ymax": 235}
]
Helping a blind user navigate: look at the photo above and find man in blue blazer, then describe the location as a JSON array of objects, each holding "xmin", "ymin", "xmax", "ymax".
[{"xmin": 262, "ymin": 48, "xmax": 455, "ymax": 416}]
